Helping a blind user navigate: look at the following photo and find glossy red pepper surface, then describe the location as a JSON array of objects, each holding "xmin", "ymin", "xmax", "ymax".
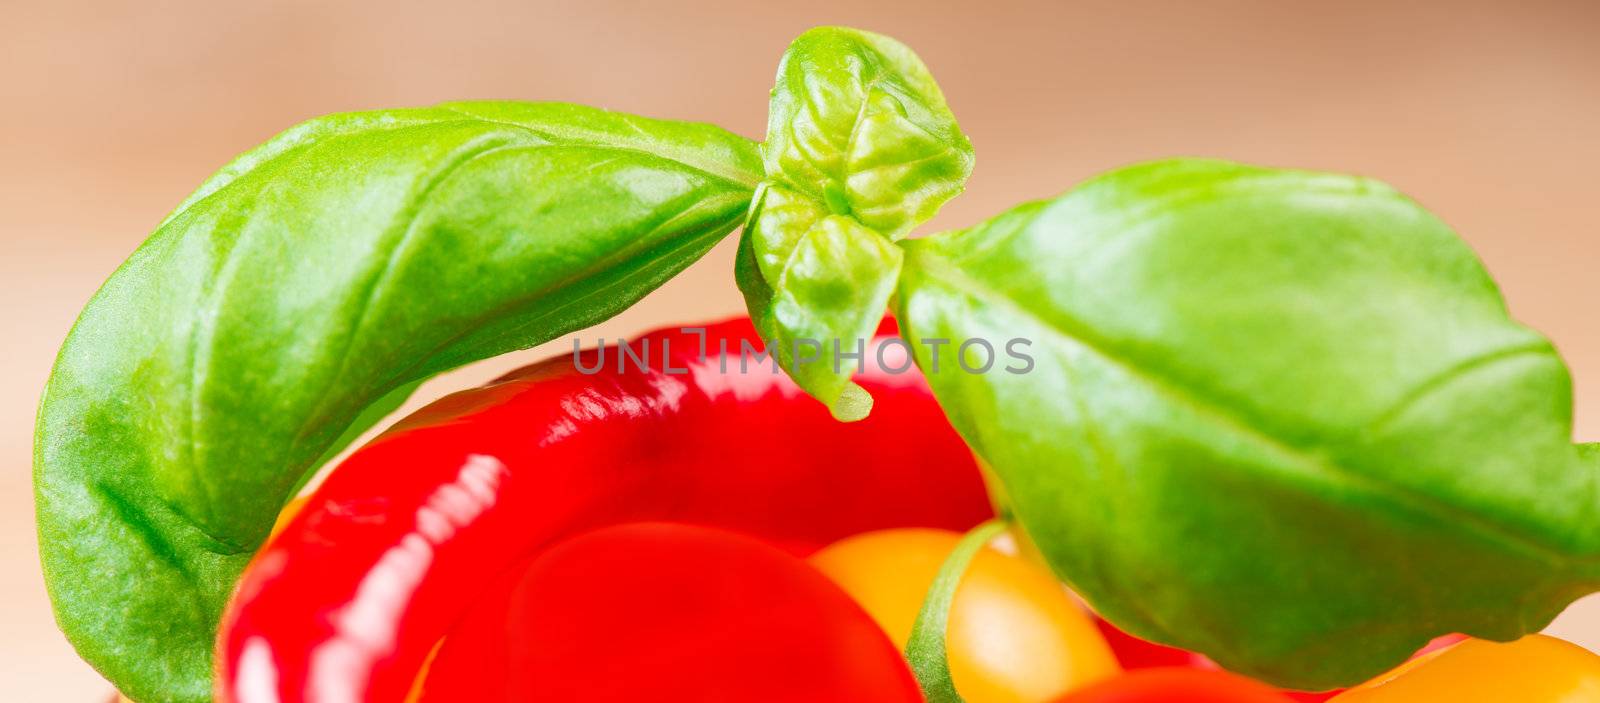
[
  {"xmin": 217, "ymin": 318, "xmax": 990, "ymax": 702},
  {"xmin": 416, "ymin": 521, "xmax": 924, "ymax": 702}
]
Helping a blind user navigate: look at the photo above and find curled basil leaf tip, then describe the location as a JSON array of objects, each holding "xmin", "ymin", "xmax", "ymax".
[{"xmin": 740, "ymin": 26, "xmax": 973, "ymax": 420}]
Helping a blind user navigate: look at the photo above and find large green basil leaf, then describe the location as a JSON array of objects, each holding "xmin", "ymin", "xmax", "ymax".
[
  {"xmin": 895, "ymin": 158, "xmax": 1599, "ymax": 690},
  {"xmin": 738, "ymin": 27, "xmax": 972, "ymax": 420},
  {"xmin": 35, "ymin": 101, "xmax": 760, "ymax": 702}
]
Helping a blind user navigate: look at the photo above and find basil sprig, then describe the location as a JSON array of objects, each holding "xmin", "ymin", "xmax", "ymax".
[
  {"xmin": 35, "ymin": 25, "xmax": 1600, "ymax": 702},
  {"xmin": 36, "ymin": 101, "xmax": 760, "ymax": 701}
]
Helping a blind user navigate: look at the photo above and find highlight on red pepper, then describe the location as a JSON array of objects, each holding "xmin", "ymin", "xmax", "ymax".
[{"xmin": 33, "ymin": 22, "xmax": 1600, "ymax": 703}]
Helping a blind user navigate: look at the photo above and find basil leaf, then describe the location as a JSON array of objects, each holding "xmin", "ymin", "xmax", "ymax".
[
  {"xmin": 895, "ymin": 158, "xmax": 1599, "ymax": 690},
  {"xmin": 736, "ymin": 185, "xmax": 904, "ymax": 420},
  {"xmin": 34, "ymin": 101, "xmax": 760, "ymax": 702},
  {"xmin": 738, "ymin": 27, "xmax": 973, "ymax": 420}
]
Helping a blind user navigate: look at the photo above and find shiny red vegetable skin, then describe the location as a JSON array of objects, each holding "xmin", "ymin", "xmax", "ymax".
[
  {"xmin": 417, "ymin": 522, "xmax": 924, "ymax": 702},
  {"xmin": 217, "ymin": 318, "xmax": 990, "ymax": 703}
]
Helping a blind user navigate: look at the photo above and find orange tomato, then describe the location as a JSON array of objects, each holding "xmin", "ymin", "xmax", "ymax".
[
  {"xmin": 809, "ymin": 527, "xmax": 1121, "ymax": 703},
  {"xmin": 1331, "ymin": 634, "xmax": 1600, "ymax": 702}
]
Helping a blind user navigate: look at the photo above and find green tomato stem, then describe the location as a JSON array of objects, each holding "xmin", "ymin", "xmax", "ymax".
[{"xmin": 903, "ymin": 518, "xmax": 1008, "ymax": 703}]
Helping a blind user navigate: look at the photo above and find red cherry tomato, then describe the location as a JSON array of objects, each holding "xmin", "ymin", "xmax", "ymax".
[
  {"xmin": 1093, "ymin": 614, "xmax": 1465, "ymax": 702},
  {"xmin": 1282, "ymin": 687, "xmax": 1339, "ymax": 702},
  {"xmin": 415, "ymin": 522, "xmax": 923, "ymax": 702},
  {"xmin": 1093, "ymin": 617, "xmax": 1209, "ymax": 670},
  {"xmin": 1056, "ymin": 668, "xmax": 1295, "ymax": 703}
]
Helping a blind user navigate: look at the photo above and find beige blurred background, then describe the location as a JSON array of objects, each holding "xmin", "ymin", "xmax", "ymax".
[{"xmin": 2, "ymin": 0, "xmax": 1596, "ymax": 697}]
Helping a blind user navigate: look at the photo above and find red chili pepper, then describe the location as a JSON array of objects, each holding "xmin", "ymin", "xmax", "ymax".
[
  {"xmin": 217, "ymin": 318, "xmax": 990, "ymax": 702},
  {"xmin": 415, "ymin": 521, "xmax": 924, "ymax": 702}
]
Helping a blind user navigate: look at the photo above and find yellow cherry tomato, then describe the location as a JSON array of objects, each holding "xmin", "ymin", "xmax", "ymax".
[
  {"xmin": 809, "ymin": 527, "xmax": 1120, "ymax": 703},
  {"xmin": 1331, "ymin": 634, "xmax": 1600, "ymax": 702}
]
